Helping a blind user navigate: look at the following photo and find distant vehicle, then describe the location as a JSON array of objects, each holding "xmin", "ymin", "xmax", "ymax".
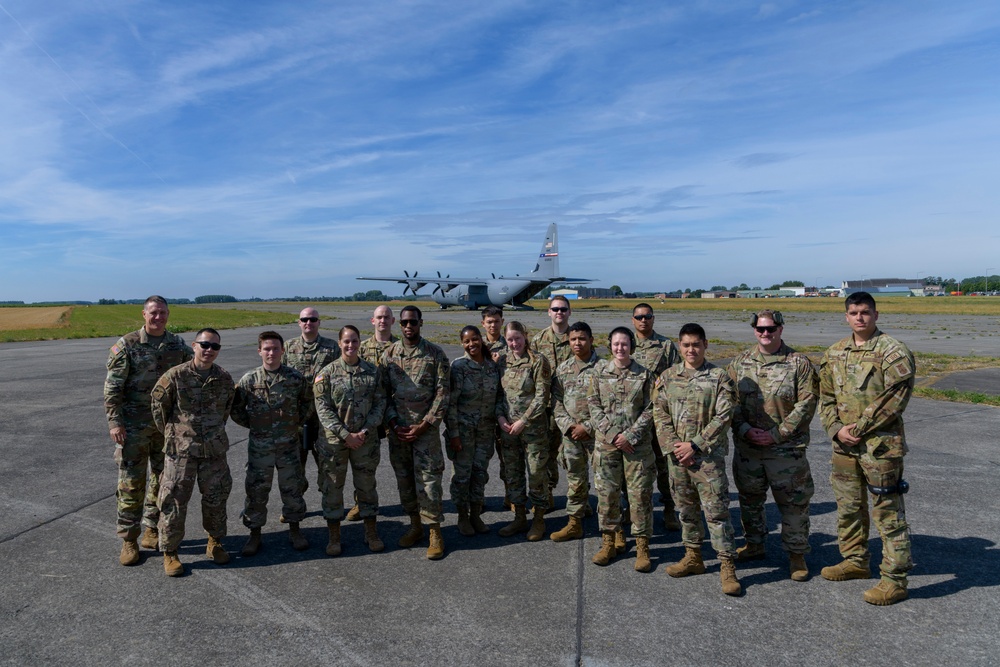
[{"xmin": 358, "ymin": 223, "xmax": 594, "ymax": 310}]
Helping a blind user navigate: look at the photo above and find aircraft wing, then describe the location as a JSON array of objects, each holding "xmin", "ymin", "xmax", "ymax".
[{"xmin": 358, "ymin": 276, "xmax": 490, "ymax": 286}]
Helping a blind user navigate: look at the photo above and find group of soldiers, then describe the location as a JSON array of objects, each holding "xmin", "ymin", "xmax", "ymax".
[{"xmin": 104, "ymin": 291, "xmax": 914, "ymax": 605}]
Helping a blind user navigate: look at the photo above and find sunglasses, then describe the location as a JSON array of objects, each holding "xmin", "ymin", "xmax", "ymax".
[
  {"xmin": 400, "ymin": 319, "xmax": 420, "ymax": 327},
  {"xmin": 550, "ymin": 307, "xmax": 569, "ymax": 313},
  {"xmin": 633, "ymin": 314, "xmax": 654, "ymax": 321},
  {"xmin": 194, "ymin": 341, "xmax": 222, "ymax": 350},
  {"xmin": 299, "ymin": 317, "xmax": 319, "ymax": 323},
  {"xmin": 754, "ymin": 326, "xmax": 779, "ymax": 334}
]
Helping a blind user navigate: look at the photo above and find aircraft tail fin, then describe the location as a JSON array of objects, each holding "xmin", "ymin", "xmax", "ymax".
[{"xmin": 530, "ymin": 223, "xmax": 559, "ymax": 279}]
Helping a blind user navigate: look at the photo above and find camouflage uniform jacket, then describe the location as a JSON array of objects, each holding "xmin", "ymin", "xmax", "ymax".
[
  {"xmin": 485, "ymin": 336, "xmax": 508, "ymax": 364},
  {"xmin": 531, "ymin": 326, "xmax": 572, "ymax": 379},
  {"xmin": 314, "ymin": 357, "xmax": 387, "ymax": 441},
  {"xmin": 552, "ymin": 351, "xmax": 601, "ymax": 438},
  {"xmin": 282, "ymin": 335, "xmax": 341, "ymax": 381},
  {"xmin": 653, "ymin": 362, "xmax": 736, "ymax": 458},
  {"xmin": 633, "ymin": 331, "xmax": 681, "ymax": 377},
  {"xmin": 104, "ymin": 328, "xmax": 193, "ymax": 429},
  {"xmin": 383, "ymin": 337, "xmax": 450, "ymax": 428},
  {"xmin": 819, "ymin": 329, "xmax": 915, "ymax": 458},
  {"xmin": 496, "ymin": 352, "xmax": 551, "ymax": 423},
  {"xmin": 728, "ymin": 342, "xmax": 819, "ymax": 450},
  {"xmin": 150, "ymin": 361, "xmax": 235, "ymax": 457},
  {"xmin": 587, "ymin": 359, "xmax": 654, "ymax": 451},
  {"xmin": 360, "ymin": 334, "xmax": 398, "ymax": 368},
  {"xmin": 445, "ymin": 354, "xmax": 501, "ymax": 433},
  {"xmin": 231, "ymin": 365, "xmax": 310, "ymax": 442}
]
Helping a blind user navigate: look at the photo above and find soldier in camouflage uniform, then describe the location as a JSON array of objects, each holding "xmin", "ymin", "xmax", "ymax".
[
  {"xmin": 481, "ymin": 305, "xmax": 510, "ymax": 508},
  {"xmin": 383, "ymin": 306, "xmax": 451, "ymax": 560},
  {"xmin": 496, "ymin": 321, "xmax": 551, "ymax": 541},
  {"xmin": 445, "ymin": 326, "xmax": 501, "ymax": 536},
  {"xmin": 588, "ymin": 328, "xmax": 656, "ymax": 572},
  {"xmin": 151, "ymin": 328, "xmax": 236, "ymax": 577},
  {"xmin": 531, "ymin": 296, "xmax": 573, "ymax": 507},
  {"xmin": 282, "ymin": 307, "xmax": 340, "ymax": 495},
  {"xmin": 231, "ymin": 331, "xmax": 311, "ymax": 557},
  {"xmin": 631, "ymin": 303, "xmax": 682, "ymax": 532},
  {"xmin": 104, "ymin": 295, "xmax": 192, "ymax": 566},
  {"xmin": 653, "ymin": 323, "xmax": 742, "ymax": 596},
  {"xmin": 550, "ymin": 322, "xmax": 600, "ymax": 542},
  {"xmin": 728, "ymin": 310, "xmax": 818, "ymax": 581},
  {"xmin": 314, "ymin": 325, "xmax": 387, "ymax": 556},
  {"xmin": 819, "ymin": 292, "xmax": 915, "ymax": 606}
]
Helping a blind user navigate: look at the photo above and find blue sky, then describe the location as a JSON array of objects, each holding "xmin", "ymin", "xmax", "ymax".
[{"xmin": 2, "ymin": 1, "xmax": 999, "ymax": 301}]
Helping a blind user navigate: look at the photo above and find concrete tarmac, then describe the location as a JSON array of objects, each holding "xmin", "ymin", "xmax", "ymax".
[{"xmin": 1, "ymin": 307, "xmax": 998, "ymax": 666}]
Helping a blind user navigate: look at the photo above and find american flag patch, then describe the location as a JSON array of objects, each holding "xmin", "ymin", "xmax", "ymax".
[{"xmin": 111, "ymin": 344, "xmax": 120, "ymax": 355}]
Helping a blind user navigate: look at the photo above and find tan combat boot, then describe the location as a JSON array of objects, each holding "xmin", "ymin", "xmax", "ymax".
[
  {"xmin": 288, "ymin": 522, "xmax": 309, "ymax": 551},
  {"xmin": 140, "ymin": 526, "xmax": 159, "ymax": 551},
  {"xmin": 720, "ymin": 556, "xmax": 742, "ymax": 596},
  {"xmin": 498, "ymin": 505, "xmax": 529, "ymax": 537},
  {"xmin": 345, "ymin": 505, "xmax": 362, "ymax": 522},
  {"xmin": 325, "ymin": 520, "xmax": 342, "ymax": 556},
  {"xmin": 666, "ymin": 546, "xmax": 706, "ymax": 577},
  {"xmin": 591, "ymin": 531, "xmax": 617, "ymax": 566},
  {"xmin": 426, "ymin": 523, "xmax": 445, "ymax": 560},
  {"xmin": 363, "ymin": 517, "xmax": 384, "ymax": 552},
  {"xmin": 398, "ymin": 514, "xmax": 424, "ymax": 548},
  {"xmin": 821, "ymin": 559, "xmax": 871, "ymax": 581},
  {"xmin": 634, "ymin": 536, "xmax": 652, "ymax": 573},
  {"xmin": 119, "ymin": 539, "xmax": 140, "ymax": 566},
  {"xmin": 206, "ymin": 536, "xmax": 230, "ymax": 564},
  {"xmin": 863, "ymin": 579, "xmax": 908, "ymax": 606},
  {"xmin": 241, "ymin": 528, "xmax": 262, "ymax": 557},
  {"xmin": 456, "ymin": 505, "xmax": 475, "ymax": 537},
  {"xmin": 550, "ymin": 516, "xmax": 583, "ymax": 542},
  {"xmin": 469, "ymin": 503, "xmax": 490, "ymax": 534},
  {"xmin": 789, "ymin": 553, "xmax": 809, "ymax": 581},
  {"xmin": 736, "ymin": 542, "xmax": 766, "ymax": 562},
  {"xmin": 614, "ymin": 527, "xmax": 627, "ymax": 553},
  {"xmin": 163, "ymin": 551, "xmax": 183, "ymax": 577},
  {"xmin": 526, "ymin": 507, "xmax": 546, "ymax": 542}
]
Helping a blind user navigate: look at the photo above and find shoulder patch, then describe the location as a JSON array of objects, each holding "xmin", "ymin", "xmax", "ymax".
[
  {"xmin": 314, "ymin": 374, "xmax": 325, "ymax": 384},
  {"xmin": 111, "ymin": 344, "xmax": 120, "ymax": 355},
  {"xmin": 885, "ymin": 351, "xmax": 903, "ymax": 365}
]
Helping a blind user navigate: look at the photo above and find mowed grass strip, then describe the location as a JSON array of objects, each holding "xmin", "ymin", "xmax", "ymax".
[
  {"xmin": 0, "ymin": 305, "xmax": 294, "ymax": 342},
  {"xmin": 0, "ymin": 307, "xmax": 71, "ymax": 331}
]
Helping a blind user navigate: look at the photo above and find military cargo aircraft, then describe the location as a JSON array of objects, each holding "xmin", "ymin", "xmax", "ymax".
[{"xmin": 357, "ymin": 223, "xmax": 593, "ymax": 310}]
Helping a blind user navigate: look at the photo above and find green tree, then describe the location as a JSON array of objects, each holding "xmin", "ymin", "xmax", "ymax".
[{"xmin": 609, "ymin": 284, "xmax": 623, "ymax": 297}]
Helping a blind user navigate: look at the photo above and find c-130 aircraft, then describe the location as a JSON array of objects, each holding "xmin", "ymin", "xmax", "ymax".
[{"xmin": 358, "ymin": 223, "xmax": 594, "ymax": 310}]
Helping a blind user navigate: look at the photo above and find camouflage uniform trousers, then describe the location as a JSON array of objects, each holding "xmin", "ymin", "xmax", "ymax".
[
  {"xmin": 830, "ymin": 450, "xmax": 912, "ymax": 584},
  {"xmin": 668, "ymin": 452, "xmax": 736, "ymax": 557},
  {"xmin": 495, "ymin": 427, "xmax": 509, "ymax": 499},
  {"xmin": 300, "ymin": 414, "xmax": 328, "ymax": 495},
  {"xmin": 447, "ymin": 421, "xmax": 496, "ymax": 507},
  {"xmin": 241, "ymin": 437, "xmax": 307, "ymax": 529},
  {"xmin": 157, "ymin": 453, "xmax": 232, "ymax": 553},
  {"xmin": 500, "ymin": 420, "xmax": 551, "ymax": 510},
  {"xmin": 545, "ymin": 414, "xmax": 561, "ymax": 492},
  {"xmin": 593, "ymin": 444, "xmax": 655, "ymax": 537},
  {"xmin": 652, "ymin": 434, "xmax": 677, "ymax": 516},
  {"xmin": 733, "ymin": 445, "xmax": 814, "ymax": 553},
  {"xmin": 388, "ymin": 429, "xmax": 445, "ymax": 524},
  {"xmin": 114, "ymin": 422, "xmax": 164, "ymax": 539},
  {"xmin": 317, "ymin": 434, "xmax": 380, "ymax": 521},
  {"xmin": 559, "ymin": 435, "xmax": 594, "ymax": 518}
]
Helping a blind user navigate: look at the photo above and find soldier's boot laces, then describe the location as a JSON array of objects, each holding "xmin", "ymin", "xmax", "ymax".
[
  {"xmin": 241, "ymin": 528, "xmax": 262, "ymax": 557},
  {"xmin": 288, "ymin": 522, "xmax": 309, "ymax": 552},
  {"xmin": 666, "ymin": 547, "xmax": 706, "ymax": 578},
  {"xmin": 140, "ymin": 527, "xmax": 159, "ymax": 551},
  {"xmin": 325, "ymin": 520, "xmax": 342, "ymax": 557},
  {"xmin": 863, "ymin": 579, "xmax": 908, "ymax": 606},
  {"xmin": 736, "ymin": 542, "xmax": 767, "ymax": 562},
  {"xmin": 119, "ymin": 539, "xmax": 140, "ymax": 566},
  {"xmin": 457, "ymin": 505, "xmax": 475, "ymax": 537},
  {"xmin": 398, "ymin": 514, "xmax": 424, "ymax": 548},
  {"xmin": 163, "ymin": 551, "xmax": 183, "ymax": 577},
  {"xmin": 206, "ymin": 536, "xmax": 230, "ymax": 565},
  {"xmin": 526, "ymin": 507, "xmax": 546, "ymax": 542},
  {"xmin": 550, "ymin": 515, "xmax": 583, "ymax": 542},
  {"xmin": 469, "ymin": 503, "xmax": 490, "ymax": 534},
  {"xmin": 363, "ymin": 517, "xmax": 384, "ymax": 553},
  {"xmin": 789, "ymin": 553, "xmax": 809, "ymax": 582},
  {"xmin": 426, "ymin": 523, "xmax": 445, "ymax": 560},
  {"xmin": 821, "ymin": 559, "xmax": 871, "ymax": 581},
  {"xmin": 498, "ymin": 505, "xmax": 529, "ymax": 537},
  {"xmin": 720, "ymin": 556, "xmax": 743, "ymax": 596},
  {"xmin": 614, "ymin": 527, "xmax": 628, "ymax": 553},
  {"xmin": 634, "ymin": 536, "xmax": 652, "ymax": 573},
  {"xmin": 591, "ymin": 531, "xmax": 617, "ymax": 566},
  {"xmin": 346, "ymin": 505, "xmax": 362, "ymax": 522}
]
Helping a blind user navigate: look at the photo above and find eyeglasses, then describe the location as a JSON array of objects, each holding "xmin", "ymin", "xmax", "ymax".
[
  {"xmin": 194, "ymin": 341, "xmax": 222, "ymax": 350},
  {"xmin": 633, "ymin": 314, "xmax": 654, "ymax": 321},
  {"xmin": 400, "ymin": 319, "xmax": 420, "ymax": 327},
  {"xmin": 754, "ymin": 326, "xmax": 779, "ymax": 334},
  {"xmin": 550, "ymin": 307, "xmax": 569, "ymax": 313},
  {"xmin": 299, "ymin": 317, "xmax": 319, "ymax": 323}
]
